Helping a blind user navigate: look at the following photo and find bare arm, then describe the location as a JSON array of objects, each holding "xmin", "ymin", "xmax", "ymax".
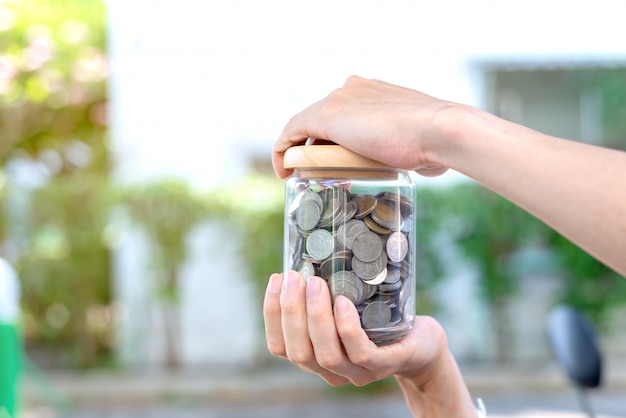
[
  {"xmin": 268, "ymin": 75, "xmax": 625, "ymax": 417},
  {"xmin": 436, "ymin": 105, "xmax": 626, "ymax": 276},
  {"xmin": 273, "ymin": 75, "xmax": 626, "ymax": 276}
]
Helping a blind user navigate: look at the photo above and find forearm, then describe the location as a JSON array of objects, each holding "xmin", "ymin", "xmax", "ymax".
[
  {"xmin": 395, "ymin": 349, "xmax": 478, "ymax": 417},
  {"xmin": 435, "ymin": 105, "xmax": 626, "ymax": 276}
]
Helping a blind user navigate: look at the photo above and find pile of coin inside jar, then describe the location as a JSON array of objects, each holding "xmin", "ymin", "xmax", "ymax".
[{"xmin": 287, "ymin": 185, "xmax": 414, "ymax": 345}]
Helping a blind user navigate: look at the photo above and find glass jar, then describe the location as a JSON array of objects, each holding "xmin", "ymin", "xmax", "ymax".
[{"xmin": 282, "ymin": 145, "xmax": 416, "ymax": 345}]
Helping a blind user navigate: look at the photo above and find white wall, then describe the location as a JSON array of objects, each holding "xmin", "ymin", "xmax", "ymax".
[{"xmin": 106, "ymin": 0, "xmax": 626, "ymax": 369}]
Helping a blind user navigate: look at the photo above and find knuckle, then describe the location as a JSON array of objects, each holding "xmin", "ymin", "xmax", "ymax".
[
  {"xmin": 305, "ymin": 304, "xmax": 328, "ymax": 322},
  {"xmin": 286, "ymin": 348, "xmax": 314, "ymax": 367},
  {"xmin": 266, "ymin": 340, "xmax": 286, "ymax": 358},
  {"xmin": 348, "ymin": 347, "xmax": 373, "ymax": 368},
  {"xmin": 279, "ymin": 301, "xmax": 301, "ymax": 319},
  {"xmin": 316, "ymin": 351, "xmax": 343, "ymax": 371}
]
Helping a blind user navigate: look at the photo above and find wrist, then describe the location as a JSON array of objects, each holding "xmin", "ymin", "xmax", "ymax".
[
  {"xmin": 428, "ymin": 102, "xmax": 481, "ymax": 170},
  {"xmin": 394, "ymin": 349, "xmax": 477, "ymax": 417}
]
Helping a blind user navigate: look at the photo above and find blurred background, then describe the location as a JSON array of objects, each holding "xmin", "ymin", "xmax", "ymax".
[{"xmin": 1, "ymin": 0, "xmax": 626, "ymax": 417}]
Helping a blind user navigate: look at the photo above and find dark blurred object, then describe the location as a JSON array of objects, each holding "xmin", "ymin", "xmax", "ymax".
[{"xmin": 546, "ymin": 304, "xmax": 602, "ymax": 417}]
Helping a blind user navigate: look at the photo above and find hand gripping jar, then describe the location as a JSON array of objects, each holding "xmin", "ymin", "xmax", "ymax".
[{"xmin": 283, "ymin": 144, "xmax": 416, "ymax": 345}]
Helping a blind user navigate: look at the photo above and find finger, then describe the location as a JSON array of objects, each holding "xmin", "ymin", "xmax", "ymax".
[
  {"xmin": 305, "ymin": 277, "xmax": 362, "ymax": 385},
  {"xmin": 272, "ymin": 96, "xmax": 334, "ymax": 179},
  {"xmin": 333, "ymin": 296, "xmax": 416, "ymax": 380},
  {"xmin": 415, "ymin": 165, "xmax": 449, "ymax": 177},
  {"xmin": 263, "ymin": 273, "xmax": 286, "ymax": 357},
  {"xmin": 331, "ymin": 296, "xmax": 391, "ymax": 386},
  {"xmin": 279, "ymin": 271, "xmax": 318, "ymax": 369}
]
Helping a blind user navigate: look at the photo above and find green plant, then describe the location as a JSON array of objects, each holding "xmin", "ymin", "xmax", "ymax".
[
  {"xmin": 18, "ymin": 174, "xmax": 115, "ymax": 368},
  {"xmin": 548, "ymin": 231, "xmax": 626, "ymax": 327},
  {"xmin": 0, "ymin": 0, "xmax": 108, "ymax": 170},
  {"xmin": 420, "ymin": 182, "xmax": 626, "ymax": 362},
  {"xmin": 210, "ymin": 174, "xmax": 285, "ymax": 299},
  {"xmin": 122, "ymin": 179, "xmax": 210, "ymax": 370},
  {"xmin": 1, "ymin": 0, "xmax": 111, "ymax": 369}
]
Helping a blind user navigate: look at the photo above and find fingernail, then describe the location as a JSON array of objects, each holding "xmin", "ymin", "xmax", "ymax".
[
  {"xmin": 282, "ymin": 270, "xmax": 300, "ymax": 291},
  {"xmin": 334, "ymin": 296, "xmax": 350, "ymax": 315},
  {"xmin": 306, "ymin": 277, "xmax": 321, "ymax": 299},
  {"xmin": 267, "ymin": 274, "xmax": 282, "ymax": 294}
]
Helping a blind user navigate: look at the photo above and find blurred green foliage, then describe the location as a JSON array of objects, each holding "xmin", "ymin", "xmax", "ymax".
[
  {"xmin": 123, "ymin": 180, "xmax": 209, "ymax": 304},
  {"xmin": 18, "ymin": 174, "xmax": 115, "ymax": 368},
  {"xmin": 420, "ymin": 182, "xmax": 626, "ymax": 361},
  {"xmin": 0, "ymin": 0, "xmax": 109, "ymax": 170},
  {"xmin": 121, "ymin": 179, "xmax": 210, "ymax": 370},
  {"xmin": 210, "ymin": 174, "xmax": 285, "ymax": 300},
  {"xmin": 0, "ymin": 0, "xmax": 110, "ymax": 368},
  {"xmin": 0, "ymin": 175, "xmax": 6, "ymax": 245}
]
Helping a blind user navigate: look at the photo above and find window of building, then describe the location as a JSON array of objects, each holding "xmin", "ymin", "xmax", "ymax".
[{"xmin": 483, "ymin": 66, "xmax": 626, "ymax": 151}]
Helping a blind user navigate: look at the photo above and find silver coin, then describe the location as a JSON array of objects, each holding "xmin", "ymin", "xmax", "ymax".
[
  {"xmin": 337, "ymin": 219, "xmax": 369, "ymax": 250},
  {"xmin": 362, "ymin": 282, "xmax": 378, "ymax": 300},
  {"xmin": 318, "ymin": 252, "xmax": 352, "ymax": 280},
  {"xmin": 386, "ymin": 231, "xmax": 408, "ymax": 263},
  {"xmin": 378, "ymin": 280, "xmax": 402, "ymax": 292},
  {"xmin": 296, "ymin": 199, "xmax": 321, "ymax": 231},
  {"xmin": 297, "ymin": 260, "xmax": 316, "ymax": 279},
  {"xmin": 305, "ymin": 229, "xmax": 334, "ymax": 261},
  {"xmin": 333, "ymin": 200, "xmax": 357, "ymax": 227},
  {"xmin": 329, "ymin": 270, "xmax": 364, "ymax": 305},
  {"xmin": 352, "ymin": 251, "xmax": 387, "ymax": 281},
  {"xmin": 352, "ymin": 230, "xmax": 383, "ymax": 262},
  {"xmin": 400, "ymin": 216, "xmax": 414, "ymax": 233},
  {"xmin": 318, "ymin": 196, "xmax": 342, "ymax": 228},
  {"xmin": 362, "ymin": 301, "xmax": 392, "ymax": 329},
  {"xmin": 384, "ymin": 265, "xmax": 401, "ymax": 284},
  {"xmin": 301, "ymin": 189, "xmax": 323, "ymax": 208},
  {"xmin": 363, "ymin": 267, "xmax": 388, "ymax": 285}
]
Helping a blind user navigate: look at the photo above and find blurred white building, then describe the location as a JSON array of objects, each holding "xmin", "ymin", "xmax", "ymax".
[{"xmin": 106, "ymin": 0, "xmax": 626, "ymax": 370}]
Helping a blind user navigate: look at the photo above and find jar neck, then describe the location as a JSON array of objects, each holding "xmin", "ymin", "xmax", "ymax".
[{"xmin": 294, "ymin": 167, "xmax": 405, "ymax": 180}]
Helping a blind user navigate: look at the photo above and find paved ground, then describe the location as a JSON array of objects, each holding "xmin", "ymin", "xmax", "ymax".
[
  {"xmin": 20, "ymin": 390, "xmax": 626, "ymax": 418},
  {"xmin": 18, "ymin": 362, "xmax": 626, "ymax": 418}
]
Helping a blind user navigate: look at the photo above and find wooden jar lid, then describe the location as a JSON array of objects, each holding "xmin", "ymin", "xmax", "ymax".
[{"xmin": 283, "ymin": 145, "xmax": 393, "ymax": 170}]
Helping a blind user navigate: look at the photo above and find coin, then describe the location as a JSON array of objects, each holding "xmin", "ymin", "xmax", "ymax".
[
  {"xmin": 305, "ymin": 229, "xmax": 334, "ymax": 261},
  {"xmin": 298, "ymin": 260, "xmax": 316, "ymax": 279},
  {"xmin": 363, "ymin": 267, "xmax": 388, "ymax": 285},
  {"xmin": 383, "ymin": 265, "xmax": 402, "ymax": 284},
  {"xmin": 296, "ymin": 199, "xmax": 322, "ymax": 231},
  {"xmin": 371, "ymin": 201, "xmax": 401, "ymax": 231},
  {"xmin": 318, "ymin": 252, "xmax": 352, "ymax": 280},
  {"xmin": 318, "ymin": 197, "xmax": 342, "ymax": 229},
  {"xmin": 352, "ymin": 251, "xmax": 387, "ymax": 281},
  {"xmin": 351, "ymin": 194, "xmax": 377, "ymax": 218},
  {"xmin": 386, "ymin": 231, "xmax": 408, "ymax": 262},
  {"xmin": 363, "ymin": 215, "xmax": 391, "ymax": 235},
  {"xmin": 337, "ymin": 219, "xmax": 369, "ymax": 250},
  {"xmin": 362, "ymin": 301, "xmax": 392, "ymax": 329},
  {"xmin": 352, "ymin": 230, "xmax": 383, "ymax": 262},
  {"xmin": 329, "ymin": 270, "xmax": 364, "ymax": 305}
]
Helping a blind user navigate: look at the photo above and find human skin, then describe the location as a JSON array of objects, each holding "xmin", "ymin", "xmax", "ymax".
[
  {"xmin": 263, "ymin": 272, "xmax": 478, "ymax": 417},
  {"xmin": 272, "ymin": 76, "xmax": 626, "ymax": 276},
  {"xmin": 266, "ymin": 75, "xmax": 626, "ymax": 417}
]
